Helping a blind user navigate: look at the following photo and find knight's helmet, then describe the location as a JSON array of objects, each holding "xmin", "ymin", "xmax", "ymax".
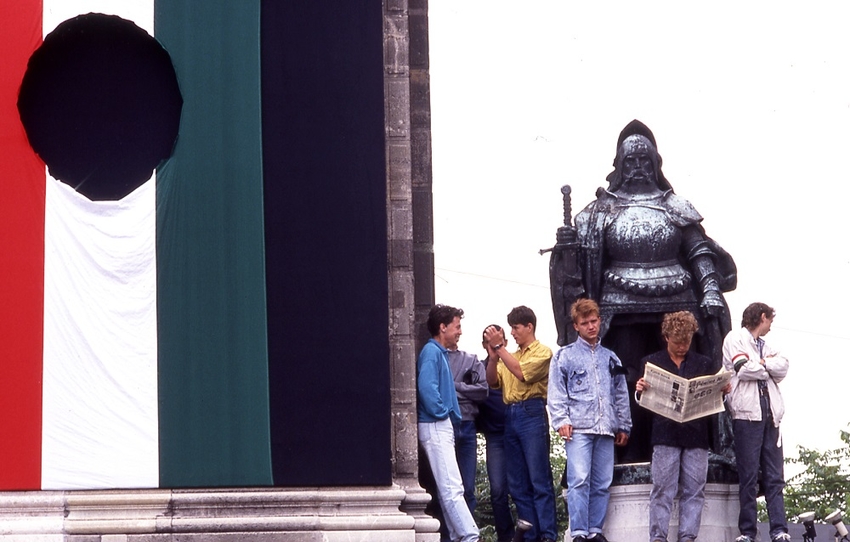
[{"xmin": 606, "ymin": 119, "xmax": 672, "ymax": 192}]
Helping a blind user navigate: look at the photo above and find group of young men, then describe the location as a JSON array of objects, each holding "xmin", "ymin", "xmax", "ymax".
[
  {"xmin": 417, "ymin": 304, "xmax": 558, "ymax": 542},
  {"xmin": 416, "ymin": 300, "xmax": 789, "ymax": 542}
]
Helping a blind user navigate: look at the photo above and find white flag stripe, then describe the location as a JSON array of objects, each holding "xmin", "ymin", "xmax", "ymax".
[
  {"xmin": 42, "ymin": 178, "xmax": 159, "ymax": 489},
  {"xmin": 43, "ymin": 0, "xmax": 153, "ymax": 37},
  {"xmin": 41, "ymin": 0, "xmax": 158, "ymax": 490}
]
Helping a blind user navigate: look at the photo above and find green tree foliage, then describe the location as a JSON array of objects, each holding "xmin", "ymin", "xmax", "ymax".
[{"xmin": 783, "ymin": 425, "xmax": 850, "ymax": 522}]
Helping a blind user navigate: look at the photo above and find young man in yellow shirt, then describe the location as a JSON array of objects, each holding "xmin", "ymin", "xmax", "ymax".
[{"xmin": 484, "ymin": 306, "xmax": 556, "ymax": 542}]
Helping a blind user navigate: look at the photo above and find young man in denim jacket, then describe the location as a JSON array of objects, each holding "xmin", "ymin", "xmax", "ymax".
[{"xmin": 548, "ymin": 299, "xmax": 631, "ymax": 542}]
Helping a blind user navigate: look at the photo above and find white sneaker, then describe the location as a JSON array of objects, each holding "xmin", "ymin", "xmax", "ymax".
[{"xmin": 772, "ymin": 534, "xmax": 791, "ymax": 542}]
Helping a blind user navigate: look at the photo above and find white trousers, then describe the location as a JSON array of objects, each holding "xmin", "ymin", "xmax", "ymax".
[{"xmin": 418, "ymin": 419, "xmax": 479, "ymax": 542}]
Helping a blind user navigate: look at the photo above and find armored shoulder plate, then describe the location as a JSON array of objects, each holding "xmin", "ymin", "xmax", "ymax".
[{"xmin": 661, "ymin": 191, "xmax": 703, "ymax": 226}]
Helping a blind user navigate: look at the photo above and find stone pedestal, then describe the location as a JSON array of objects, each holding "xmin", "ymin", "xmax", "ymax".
[
  {"xmin": 602, "ymin": 483, "xmax": 740, "ymax": 542},
  {"xmin": 0, "ymin": 488, "xmax": 420, "ymax": 541},
  {"xmin": 399, "ymin": 486, "xmax": 441, "ymax": 542}
]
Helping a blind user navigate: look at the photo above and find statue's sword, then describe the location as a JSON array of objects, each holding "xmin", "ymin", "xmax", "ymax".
[
  {"xmin": 539, "ymin": 185, "xmax": 574, "ymax": 255},
  {"xmin": 543, "ymin": 185, "xmax": 581, "ymax": 346}
]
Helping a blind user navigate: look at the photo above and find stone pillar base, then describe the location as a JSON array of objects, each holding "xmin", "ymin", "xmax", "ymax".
[
  {"xmin": 602, "ymin": 483, "xmax": 740, "ymax": 541},
  {"xmin": 0, "ymin": 487, "xmax": 419, "ymax": 541},
  {"xmin": 399, "ymin": 485, "xmax": 440, "ymax": 542}
]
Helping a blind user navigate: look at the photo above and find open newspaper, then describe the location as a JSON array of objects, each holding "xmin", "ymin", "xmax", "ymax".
[{"xmin": 637, "ymin": 363, "xmax": 732, "ymax": 423}]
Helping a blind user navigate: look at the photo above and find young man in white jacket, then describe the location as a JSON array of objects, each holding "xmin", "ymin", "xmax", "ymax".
[{"xmin": 722, "ymin": 302, "xmax": 790, "ymax": 542}]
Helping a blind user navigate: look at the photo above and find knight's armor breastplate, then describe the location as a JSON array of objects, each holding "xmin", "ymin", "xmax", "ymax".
[{"xmin": 603, "ymin": 202, "xmax": 692, "ymax": 298}]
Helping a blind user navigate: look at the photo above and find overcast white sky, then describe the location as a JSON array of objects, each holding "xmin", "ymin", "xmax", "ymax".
[{"xmin": 429, "ymin": 1, "xmax": 850, "ymax": 470}]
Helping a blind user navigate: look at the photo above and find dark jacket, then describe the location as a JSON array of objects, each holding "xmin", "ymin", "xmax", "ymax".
[{"xmin": 643, "ymin": 349, "xmax": 714, "ymax": 449}]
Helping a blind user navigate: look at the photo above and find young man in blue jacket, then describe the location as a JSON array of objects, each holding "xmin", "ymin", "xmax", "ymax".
[
  {"xmin": 417, "ymin": 304, "xmax": 480, "ymax": 542},
  {"xmin": 548, "ymin": 299, "xmax": 631, "ymax": 542}
]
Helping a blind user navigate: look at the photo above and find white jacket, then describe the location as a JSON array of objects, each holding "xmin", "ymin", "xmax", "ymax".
[{"xmin": 722, "ymin": 326, "xmax": 788, "ymax": 426}]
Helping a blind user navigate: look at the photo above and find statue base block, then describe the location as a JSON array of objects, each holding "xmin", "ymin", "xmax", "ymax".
[{"xmin": 601, "ymin": 483, "xmax": 740, "ymax": 541}]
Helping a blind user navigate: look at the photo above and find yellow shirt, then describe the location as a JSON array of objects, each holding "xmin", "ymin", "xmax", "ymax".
[{"xmin": 494, "ymin": 340, "xmax": 553, "ymax": 404}]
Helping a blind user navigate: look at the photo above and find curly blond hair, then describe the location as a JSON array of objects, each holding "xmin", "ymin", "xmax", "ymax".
[{"xmin": 661, "ymin": 311, "xmax": 698, "ymax": 342}]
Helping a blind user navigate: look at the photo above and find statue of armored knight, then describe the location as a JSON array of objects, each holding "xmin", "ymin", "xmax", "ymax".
[{"xmin": 548, "ymin": 120, "xmax": 737, "ymax": 465}]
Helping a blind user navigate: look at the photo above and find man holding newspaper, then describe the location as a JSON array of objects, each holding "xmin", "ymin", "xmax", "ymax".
[{"xmin": 636, "ymin": 311, "xmax": 731, "ymax": 542}]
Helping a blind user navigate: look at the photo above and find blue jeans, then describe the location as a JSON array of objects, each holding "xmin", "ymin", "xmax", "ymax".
[
  {"xmin": 504, "ymin": 398, "xmax": 557, "ymax": 542},
  {"xmin": 454, "ymin": 420, "xmax": 478, "ymax": 514},
  {"xmin": 564, "ymin": 432, "xmax": 614, "ymax": 538},
  {"xmin": 649, "ymin": 445, "xmax": 708, "ymax": 542},
  {"xmin": 483, "ymin": 431, "xmax": 515, "ymax": 542},
  {"xmin": 733, "ymin": 415, "xmax": 788, "ymax": 539},
  {"xmin": 419, "ymin": 419, "xmax": 480, "ymax": 542}
]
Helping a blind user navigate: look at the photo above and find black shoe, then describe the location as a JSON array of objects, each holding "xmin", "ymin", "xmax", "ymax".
[
  {"xmin": 572, "ymin": 537, "xmax": 589, "ymax": 542},
  {"xmin": 588, "ymin": 535, "xmax": 609, "ymax": 542}
]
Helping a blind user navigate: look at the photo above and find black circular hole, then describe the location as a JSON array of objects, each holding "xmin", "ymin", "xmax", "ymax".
[{"xmin": 17, "ymin": 13, "xmax": 182, "ymax": 201}]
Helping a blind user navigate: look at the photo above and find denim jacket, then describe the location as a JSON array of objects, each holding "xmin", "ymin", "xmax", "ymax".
[{"xmin": 547, "ymin": 337, "xmax": 632, "ymax": 437}]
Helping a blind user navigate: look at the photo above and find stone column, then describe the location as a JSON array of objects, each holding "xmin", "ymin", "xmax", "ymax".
[
  {"xmin": 384, "ymin": 0, "xmax": 438, "ymax": 540},
  {"xmin": 407, "ymin": 0, "xmax": 436, "ymax": 355}
]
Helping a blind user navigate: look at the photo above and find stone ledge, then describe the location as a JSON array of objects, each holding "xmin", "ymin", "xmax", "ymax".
[{"xmin": 0, "ymin": 487, "xmax": 416, "ymax": 540}]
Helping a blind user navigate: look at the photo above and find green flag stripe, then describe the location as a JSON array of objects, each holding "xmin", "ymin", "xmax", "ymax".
[{"xmin": 155, "ymin": 0, "xmax": 272, "ymax": 487}]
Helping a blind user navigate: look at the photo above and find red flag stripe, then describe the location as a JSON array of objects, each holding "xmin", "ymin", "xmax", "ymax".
[{"xmin": 0, "ymin": 0, "xmax": 46, "ymax": 490}]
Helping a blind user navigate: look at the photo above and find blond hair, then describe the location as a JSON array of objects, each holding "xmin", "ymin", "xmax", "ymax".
[
  {"xmin": 570, "ymin": 298, "xmax": 599, "ymax": 324},
  {"xmin": 661, "ymin": 311, "xmax": 698, "ymax": 342}
]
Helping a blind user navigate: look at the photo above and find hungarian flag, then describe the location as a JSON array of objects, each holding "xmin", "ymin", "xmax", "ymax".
[
  {"xmin": 1, "ymin": 0, "xmax": 391, "ymax": 492},
  {"xmin": 1, "ymin": 0, "xmax": 272, "ymax": 490}
]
